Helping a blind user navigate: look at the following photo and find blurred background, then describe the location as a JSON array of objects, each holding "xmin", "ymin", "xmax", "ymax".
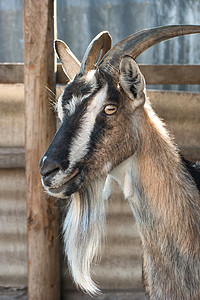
[
  {"xmin": 0, "ymin": 0, "xmax": 200, "ymax": 89},
  {"xmin": 0, "ymin": 1, "xmax": 200, "ymax": 299}
]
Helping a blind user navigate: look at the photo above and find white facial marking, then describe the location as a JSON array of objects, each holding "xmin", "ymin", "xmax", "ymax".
[
  {"xmin": 65, "ymin": 92, "xmax": 95, "ymax": 117},
  {"xmin": 68, "ymin": 84, "xmax": 108, "ymax": 169},
  {"xmin": 65, "ymin": 95, "xmax": 80, "ymax": 116},
  {"xmin": 57, "ymin": 91, "xmax": 64, "ymax": 121},
  {"xmin": 58, "ymin": 72, "xmax": 98, "ymax": 118},
  {"xmin": 86, "ymin": 70, "xmax": 96, "ymax": 84}
]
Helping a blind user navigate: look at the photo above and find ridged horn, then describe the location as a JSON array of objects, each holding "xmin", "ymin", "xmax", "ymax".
[
  {"xmin": 98, "ymin": 25, "xmax": 200, "ymax": 75},
  {"xmin": 80, "ymin": 31, "xmax": 112, "ymax": 74}
]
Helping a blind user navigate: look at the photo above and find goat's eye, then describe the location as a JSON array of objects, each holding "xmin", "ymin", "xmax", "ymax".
[{"xmin": 104, "ymin": 104, "xmax": 118, "ymax": 115}]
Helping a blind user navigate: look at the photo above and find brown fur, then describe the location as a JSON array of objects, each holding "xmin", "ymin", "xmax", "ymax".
[{"xmin": 134, "ymin": 107, "xmax": 200, "ymax": 298}]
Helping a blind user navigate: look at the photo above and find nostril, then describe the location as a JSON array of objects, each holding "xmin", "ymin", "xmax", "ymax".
[{"xmin": 39, "ymin": 156, "xmax": 62, "ymax": 177}]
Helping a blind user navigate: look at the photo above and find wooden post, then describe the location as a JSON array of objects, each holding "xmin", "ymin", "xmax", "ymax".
[{"xmin": 23, "ymin": 1, "xmax": 60, "ymax": 299}]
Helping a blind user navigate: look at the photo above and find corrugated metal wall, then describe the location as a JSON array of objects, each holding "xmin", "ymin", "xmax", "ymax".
[
  {"xmin": 0, "ymin": 168, "xmax": 27, "ymax": 287},
  {"xmin": 0, "ymin": 0, "xmax": 23, "ymax": 63},
  {"xmin": 56, "ymin": 0, "xmax": 200, "ymax": 92},
  {"xmin": 0, "ymin": 84, "xmax": 27, "ymax": 288},
  {"xmin": 57, "ymin": 0, "xmax": 200, "ymax": 65}
]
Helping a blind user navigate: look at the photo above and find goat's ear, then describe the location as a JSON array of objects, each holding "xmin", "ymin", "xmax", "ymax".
[
  {"xmin": 55, "ymin": 40, "xmax": 81, "ymax": 81},
  {"xmin": 119, "ymin": 56, "xmax": 145, "ymax": 106}
]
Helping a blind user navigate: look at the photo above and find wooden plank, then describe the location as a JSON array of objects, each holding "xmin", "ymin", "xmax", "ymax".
[
  {"xmin": 0, "ymin": 147, "xmax": 25, "ymax": 168},
  {"xmin": 57, "ymin": 64, "xmax": 200, "ymax": 85},
  {"xmin": 0, "ymin": 63, "xmax": 200, "ymax": 85},
  {"xmin": 140, "ymin": 65, "xmax": 200, "ymax": 85},
  {"xmin": 0, "ymin": 288, "xmax": 146, "ymax": 300},
  {"xmin": 0, "ymin": 84, "xmax": 24, "ymax": 148},
  {"xmin": 0, "ymin": 168, "xmax": 27, "ymax": 287},
  {"xmin": 0, "ymin": 63, "xmax": 24, "ymax": 83},
  {"xmin": 23, "ymin": 1, "xmax": 60, "ymax": 300},
  {"xmin": 61, "ymin": 290, "xmax": 145, "ymax": 300},
  {"xmin": 0, "ymin": 288, "xmax": 27, "ymax": 300}
]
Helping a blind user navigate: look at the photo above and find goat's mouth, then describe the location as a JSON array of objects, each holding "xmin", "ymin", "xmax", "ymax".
[{"xmin": 42, "ymin": 168, "xmax": 83, "ymax": 197}]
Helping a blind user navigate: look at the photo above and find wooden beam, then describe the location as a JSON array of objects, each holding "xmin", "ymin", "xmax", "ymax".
[
  {"xmin": 0, "ymin": 63, "xmax": 24, "ymax": 84},
  {"xmin": 0, "ymin": 63, "xmax": 200, "ymax": 85},
  {"xmin": 56, "ymin": 64, "xmax": 200, "ymax": 85},
  {"xmin": 23, "ymin": 1, "xmax": 60, "ymax": 300},
  {"xmin": 0, "ymin": 147, "xmax": 25, "ymax": 168},
  {"xmin": 140, "ymin": 65, "xmax": 200, "ymax": 85}
]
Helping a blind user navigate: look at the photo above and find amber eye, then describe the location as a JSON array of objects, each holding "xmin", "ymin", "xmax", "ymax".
[{"xmin": 104, "ymin": 104, "xmax": 118, "ymax": 115}]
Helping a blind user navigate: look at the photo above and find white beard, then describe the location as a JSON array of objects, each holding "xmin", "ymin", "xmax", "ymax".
[{"xmin": 63, "ymin": 176, "xmax": 112, "ymax": 294}]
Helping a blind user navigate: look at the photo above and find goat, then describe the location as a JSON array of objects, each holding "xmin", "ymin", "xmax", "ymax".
[{"xmin": 39, "ymin": 25, "xmax": 200, "ymax": 299}]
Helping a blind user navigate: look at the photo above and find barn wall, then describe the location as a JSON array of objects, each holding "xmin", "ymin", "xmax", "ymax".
[
  {"xmin": 0, "ymin": 84, "xmax": 26, "ymax": 288},
  {"xmin": 0, "ymin": 84, "xmax": 199, "ymax": 298},
  {"xmin": 0, "ymin": 84, "xmax": 24, "ymax": 147},
  {"xmin": 0, "ymin": 168, "xmax": 27, "ymax": 287}
]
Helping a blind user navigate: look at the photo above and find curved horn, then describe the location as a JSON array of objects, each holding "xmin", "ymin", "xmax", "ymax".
[
  {"xmin": 80, "ymin": 31, "xmax": 112, "ymax": 74},
  {"xmin": 98, "ymin": 25, "xmax": 200, "ymax": 75}
]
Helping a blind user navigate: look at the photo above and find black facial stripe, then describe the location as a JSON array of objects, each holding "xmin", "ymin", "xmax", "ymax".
[
  {"xmin": 44, "ymin": 99, "xmax": 89, "ymax": 170},
  {"xmin": 98, "ymin": 68, "xmax": 120, "ymax": 104},
  {"xmin": 62, "ymin": 77, "xmax": 99, "ymax": 104},
  {"xmin": 107, "ymin": 85, "xmax": 120, "ymax": 104},
  {"xmin": 86, "ymin": 114, "xmax": 108, "ymax": 159}
]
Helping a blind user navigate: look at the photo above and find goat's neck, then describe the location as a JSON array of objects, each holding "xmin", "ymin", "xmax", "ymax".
[{"xmin": 110, "ymin": 105, "xmax": 200, "ymax": 298}]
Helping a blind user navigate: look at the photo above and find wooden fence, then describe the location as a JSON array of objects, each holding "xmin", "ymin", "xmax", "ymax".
[{"xmin": 1, "ymin": 62, "xmax": 200, "ymax": 85}]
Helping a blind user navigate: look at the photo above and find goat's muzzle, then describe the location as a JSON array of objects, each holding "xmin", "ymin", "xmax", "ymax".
[{"xmin": 39, "ymin": 156, "xmax": 82, "ymax": 197}]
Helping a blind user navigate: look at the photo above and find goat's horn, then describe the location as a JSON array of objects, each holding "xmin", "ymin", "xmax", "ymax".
[
  {"xmin": 98, "ymin": 25, "xmax": 200, "ymax": 75},
  {"xmin": 80, "ymin": 31, "xmax": 112, "ymax": 74}
]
